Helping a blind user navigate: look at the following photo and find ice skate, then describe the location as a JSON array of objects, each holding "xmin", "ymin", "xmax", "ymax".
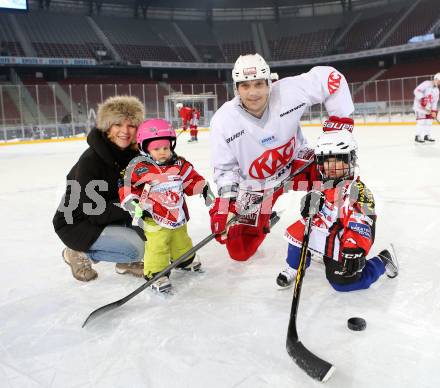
[
  {"xmin": 378, "ymin": 244, "xmax": 399, "ymax": 278},
  {"xmin": 175, "ymin": 254, "xmax": 202, "ymax": 272},
  {"xmin": 414, "ymin": 135, "xmax": 425, "ymax": 143},
  {"xmin": 424, "ymin": 135, "xmax": 435, "ymax": 142},
  {"xmin": 149, "ymin": 275, "xmax": 172, "ymax": 293},
  {"xmin": 276, "ymin": 267, "xmax": 296, "ymax": 289}
]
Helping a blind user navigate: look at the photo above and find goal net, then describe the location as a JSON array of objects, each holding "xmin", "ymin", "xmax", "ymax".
[{"xmin": 164, "ymin": 92, "xmax": 218, "ymax": 129}]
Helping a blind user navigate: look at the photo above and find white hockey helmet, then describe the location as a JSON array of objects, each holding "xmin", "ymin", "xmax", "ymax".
[
  {"xmin": 434, "ymin": 73, "xmax": 440, "ymax": 81},
  {"xmin": 270, "ymin": 72, "xmax": 279, "ymax": 81},
  {"xmin": 315, "ymin": 130, "xmax": 358, "ymax": 181},
  {"xmin": 232, "ymin": 53, "xmax": 271, "ymax": 92},
  {"xmin": 175, "ymin": 102, "xmax": 183, "ymax": 110}
]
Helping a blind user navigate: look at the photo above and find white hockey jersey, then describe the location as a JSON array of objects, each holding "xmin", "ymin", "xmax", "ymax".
[
  {"xmin": 210, "ymin": 66, "xmax": 354, "ymax": 196},
  {"xmin": 413, "ymin": 80, "xmax": 439, "ymax": 114}
]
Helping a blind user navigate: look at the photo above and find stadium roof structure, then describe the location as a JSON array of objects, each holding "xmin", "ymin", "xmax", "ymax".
[{"xmin": 105, "ymin": 0, "xmax": 334, "ymax": 9}]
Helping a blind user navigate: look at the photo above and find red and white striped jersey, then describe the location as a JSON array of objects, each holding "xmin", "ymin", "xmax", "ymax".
[
  {"xmin": 119, "ymin": 155, "xmax": 205, "ymax": 229},
  {"xmin": 285, "ymin": 179, "xmax": 376, "ymax": 263}
]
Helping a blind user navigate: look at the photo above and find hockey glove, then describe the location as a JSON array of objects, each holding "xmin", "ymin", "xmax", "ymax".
[
  {"xmin": 123, "ymin": 200, "xmax": 151, "ymax": 226},
  {"xmin": 201, "ymin": 182, "xmax": 216, "ymax": 207},
  {"xmin": 209, "ymin": 197, "xmax": 237, "ymax": 243},
  {"xmin": 323, "ymin": 116, "xmax": 354, "ymax": 133},
  {"xmin": 431, "ymin": 110, "xmax": 437, "ymax": 119},
  {"xmin": 300, "ymin": 190, "xmax": 325, "ymax": 218},
  {"xmin": 341, "ymin": 248, "xmax": 366, "ymax": 277}
]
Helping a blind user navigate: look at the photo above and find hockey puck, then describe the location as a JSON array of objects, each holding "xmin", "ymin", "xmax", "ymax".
[{"xmin": 347, "ymin": 317, "xmax": 366, "ymax": 331}]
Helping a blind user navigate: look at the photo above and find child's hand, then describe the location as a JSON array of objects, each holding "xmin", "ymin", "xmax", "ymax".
[
  {"xmin": 202, "ymin": 183, "xmax": 215, "ymax": 206},
  {"xmin": 341, "ymin": 248, "xmax": 365, "ymax": 276},
  {"xmin": 133, "ymin": 202, "xmax": 143, "ymax": 219}
]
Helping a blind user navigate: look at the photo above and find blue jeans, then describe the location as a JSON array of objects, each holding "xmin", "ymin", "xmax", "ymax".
[{"xmin": 86, "ymin": 225, "xmax": 145, "ymax": 263}]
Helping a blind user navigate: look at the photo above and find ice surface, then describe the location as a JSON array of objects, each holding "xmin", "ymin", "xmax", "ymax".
[{"xmin": 0, "ymin": 125, "xmax": 439, "ymax": 388}]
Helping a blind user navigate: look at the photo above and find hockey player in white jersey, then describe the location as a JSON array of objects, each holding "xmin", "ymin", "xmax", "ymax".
[
  {"xmin": 413, "ymin": 73, "xmax": 440, "ymax": 143},
  {"xmin": 209, "ymin": 53, "xmax": 355, "ymax": 261}
]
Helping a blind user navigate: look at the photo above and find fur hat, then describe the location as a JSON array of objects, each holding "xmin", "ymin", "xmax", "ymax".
[{"xmin": 96, "ymin": 95, "xmax": 145, "ymax": 131}]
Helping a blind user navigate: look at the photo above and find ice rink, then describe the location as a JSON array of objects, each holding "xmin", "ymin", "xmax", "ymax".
[{"xmin": 0, "ymin": 124, "xmax": 439, "ymax": 388}]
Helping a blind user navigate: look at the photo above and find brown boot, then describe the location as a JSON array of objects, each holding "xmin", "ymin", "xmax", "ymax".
[
  {"xmin": 115, "ymin": 262, "xmax": 144, "ymax": 277},
  {"xmin": 62, "ymin": 248, "xmax": 98, "ymax": 282}
]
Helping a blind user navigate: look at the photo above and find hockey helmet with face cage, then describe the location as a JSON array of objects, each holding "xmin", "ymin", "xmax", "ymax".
[{"xmin": 314, "ymin": 129, "xmax": 358, "ymax": 181}]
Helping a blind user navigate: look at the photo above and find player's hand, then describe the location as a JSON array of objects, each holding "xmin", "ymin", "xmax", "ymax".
[
  {"xmin": 322, "ymin": 116, "xmax": 354, "ymax": 132},
  {"xmin": 341, "ymin": 248, "xmax": 366, "ymax": 276},
  {"xmin": 431, "ymin": 110, "xmax": 437, "ymax": 119},
  {"xmin": 209, "ymin": 198, "xmax": 237, "ymax": 243}
]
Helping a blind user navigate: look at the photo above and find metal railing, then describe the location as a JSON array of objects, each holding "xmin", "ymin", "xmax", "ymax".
[{"xmin": 0, "ymin": 74, "xmax": 432, "ymax": 142}]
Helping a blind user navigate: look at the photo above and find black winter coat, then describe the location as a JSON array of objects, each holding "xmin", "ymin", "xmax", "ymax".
[{"xmin": 53, "ymin": 128, "xmax": 139, "ymax": 251}]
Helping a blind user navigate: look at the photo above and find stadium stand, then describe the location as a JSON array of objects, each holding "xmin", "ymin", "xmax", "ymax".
[
  {"xmin": 0, "ymin": 14, "xmax": 25, "ymax": 57},
  {"xmin": 383, "ymin": 0, "xmax": 440, "ymax": 47},
  {"xmin": 263, "ymin": 15, "xmax": 343, "ymax": 59},
  {"xmin": 177, "ymin": 21, "xmax": 225, "ymax": 62},
  {"xmin": 93, "ymin": 16, "xmax": 180, "ymax": 63},
  {"xmin": 15, "ymin": 12, "xmax": 105, "ymax": 58},
  {"xmin": 148, "ymin": 20, "xmax": 195, "ymax": 62},
  {"xmin": 211, "ymin": 22, "xmax": 255, "ymax": 62},
  {"xmin": 337, "ymin": 5, "xmax": 407, "ymax": 52}
]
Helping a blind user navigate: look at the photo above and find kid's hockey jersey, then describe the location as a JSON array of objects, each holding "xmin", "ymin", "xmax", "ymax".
[
  {"xmin": 285, "ymin": 179, "xmax": 376, "ymax": 263},
  {"xmin": 119, "ymin": 155, "xmax": 205, "ymax": 229}
]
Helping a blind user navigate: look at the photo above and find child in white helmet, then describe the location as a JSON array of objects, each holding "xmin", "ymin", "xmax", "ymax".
[
  {"xmin": 276, "ymin": 129, "xmax": 399, "ymax": 292},
  {"xmin": 413, "ymin": 73, "xmax": 440, "ymax": 143},
  {"xmin": 119, "ymin": 119, "xmax": 212, "ymax": 292}
]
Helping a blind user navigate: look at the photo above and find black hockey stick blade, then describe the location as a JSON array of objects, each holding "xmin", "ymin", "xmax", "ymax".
[
  {"xmin": 286, "ymin": 338, "xmax": 335, "ymax": 382},
  {"xmin": 82, "ymin": 211, "xmax": 282, "ymax": 328},
  {"xmin": 82, "ymin": 230, "xmax": 218, "ymax": 328},
  {"xmin": 285, "ymin": 217, "xmax": 334, "ymax": 382}
]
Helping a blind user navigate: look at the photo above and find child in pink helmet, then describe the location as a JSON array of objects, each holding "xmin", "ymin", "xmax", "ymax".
[{"xmin": 119, "ymin": 118, "xmax": 211, "ymax": 292}]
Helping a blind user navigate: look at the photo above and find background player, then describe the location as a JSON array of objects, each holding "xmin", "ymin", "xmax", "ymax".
[{"xmin": 413, "ymin": 73, "xmax": 440, "ymax": 143}]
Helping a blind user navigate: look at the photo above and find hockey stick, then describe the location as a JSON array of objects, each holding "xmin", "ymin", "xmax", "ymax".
[
  {"xmin": 82, "ymin": 227, "xmax": 220, "ymax": 328},
  {"xmin": 82, "ymin": 212, "xmax": 280, "ymax": 328},
  {"xmin": 82, "ymin": 160, "xmax": 313, "ymax": 327},
  {"xmin": 286, "ymin": 215, "xmax": 335, "ymax": 382}
]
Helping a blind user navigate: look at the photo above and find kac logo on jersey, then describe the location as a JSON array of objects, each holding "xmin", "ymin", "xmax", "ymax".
[
  {"xmin": 328, "ymin": 71, "xmax": 342, "ymax": 95},
  {"xmin": 348, "ymin": 222, "xmax": 371, "ymax": 239},
  {"xmin": 249, "ymin": 137, "xmax": 295, "ymax": 179}
]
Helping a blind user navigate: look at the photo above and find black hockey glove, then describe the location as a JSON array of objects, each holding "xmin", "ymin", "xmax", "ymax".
[
  {"xmin": 300, "ymin": 190, "xmax": 325, "ymax": 218},
  {"xmin": 202, "ymin": 182, "xmax": 215, "ymax": 207},
  {"xmin": 341, "ymin": 248, "xmax": 366, "ymax": 276}
]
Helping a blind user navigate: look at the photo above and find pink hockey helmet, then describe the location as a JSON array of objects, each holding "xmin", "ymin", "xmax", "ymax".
[{"xmin": 136, "ymin": 118, "xmax": 177, "ymax": 152}]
